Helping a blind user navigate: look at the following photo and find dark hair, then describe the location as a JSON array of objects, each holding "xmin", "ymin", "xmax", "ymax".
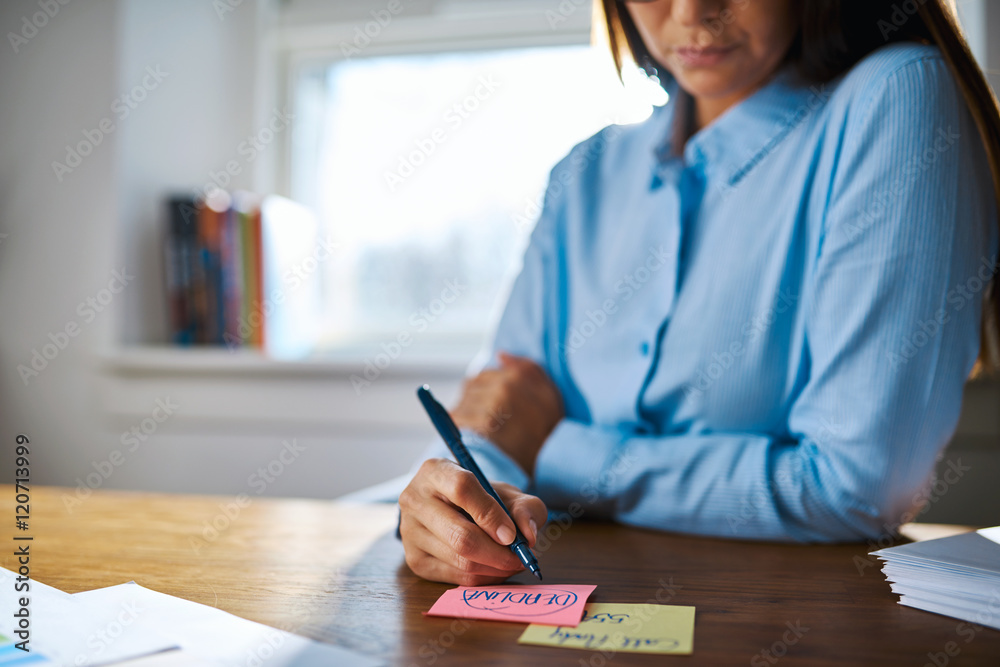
[{"xmin": 601, "ymin": 0, "xmax": 1000, "ymax": 375}]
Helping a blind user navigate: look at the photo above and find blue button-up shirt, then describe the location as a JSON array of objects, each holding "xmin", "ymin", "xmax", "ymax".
[{"xmin": 420, "ymin": 42, "xmax": 998, "ymax": 542}]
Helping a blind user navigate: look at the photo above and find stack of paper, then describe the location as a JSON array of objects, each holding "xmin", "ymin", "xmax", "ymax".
[
  {"xmin": 0, "ymin": 568, "xmax": 177, "ymax": 665},
  {"xmin": 871, "ymin": 526, "xmax": 1000, "ymax": 630}
]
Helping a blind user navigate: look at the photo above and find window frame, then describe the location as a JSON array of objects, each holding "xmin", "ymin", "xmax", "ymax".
[
  {"xmin": 265, "ymin": 1, "xmax": 595, "ymax": 198},
  {"xmin": 258, "ymin": 1, "xmax": 594, "ymax": 358}
]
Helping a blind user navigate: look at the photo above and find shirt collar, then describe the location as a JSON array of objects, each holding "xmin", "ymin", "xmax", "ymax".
[{"xmin": 653, "ymin": 65, "xmax": 830, "ymax": 187}]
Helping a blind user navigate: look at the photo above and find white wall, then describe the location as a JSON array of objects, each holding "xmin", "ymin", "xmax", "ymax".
[
  {"xmin": 0, "ymin": 0, "xmax": 121, "ymax": 491},
  {"xmin": 116, "ymin": 0, "xmax": 260, "ymax": 347},
  {"xmin": 0, "ymin": 0, "xmax": 460, "ymax": 501}
]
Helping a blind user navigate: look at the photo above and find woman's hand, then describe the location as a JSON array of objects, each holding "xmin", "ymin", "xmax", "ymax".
[
  {"xmin": 399, "ymin": 458, "xmax": 548, "ymax": 585},
  {"xmin": 450, "ymin": 352, "xmax": 564, "ymax": 475}
]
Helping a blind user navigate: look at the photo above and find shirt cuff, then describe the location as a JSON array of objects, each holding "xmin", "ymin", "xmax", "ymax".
[
  {"xmin": 460, "ymin": 429, "xmax": 530, "ymax": 491},
  {"xmin": 535, "ymin": 419, "xmax": 622, "ymax": 513}
]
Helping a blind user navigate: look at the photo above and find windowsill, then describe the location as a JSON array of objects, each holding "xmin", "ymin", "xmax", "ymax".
[{"xmin": 100, "ymin": 344, "xmax": 478, "ymax": 379}]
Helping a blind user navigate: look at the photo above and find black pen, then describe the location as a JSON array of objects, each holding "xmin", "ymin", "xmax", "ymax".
[{"xmin": 416, "ymin": 385, "xmax": 542, "ymax": 581}]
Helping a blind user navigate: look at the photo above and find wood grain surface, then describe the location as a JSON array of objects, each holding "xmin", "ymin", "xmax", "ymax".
[{"xmin": 3, "ymin": 485, "xmax": 998, "ymax": 666}]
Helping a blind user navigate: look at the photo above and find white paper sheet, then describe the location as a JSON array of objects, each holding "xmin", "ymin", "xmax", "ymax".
[
  {"xmin": 976, "ymin": 525, "xmax": 1000, "ymax": 546},
  {"xmin": 0, "ymin": 568, "xmax": 178, "ymax": 666},
  {"xmin": 73, "ymin": 583, "xmax": 382, "ymax": 667}
]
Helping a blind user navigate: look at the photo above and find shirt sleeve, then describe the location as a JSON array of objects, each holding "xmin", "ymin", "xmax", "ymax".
[
  {"xmin": 412, "ymin": 428, "xmax": 530, "ymax": 491},
  {"xmin": 533, "ymin": 56, "xmax": 994, "ymax": 541}
]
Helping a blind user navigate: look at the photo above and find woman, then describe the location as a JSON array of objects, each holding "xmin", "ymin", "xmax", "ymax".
[{"xmin": 398, "ymin": 0, "xmax": 1000, "ymax": 585}]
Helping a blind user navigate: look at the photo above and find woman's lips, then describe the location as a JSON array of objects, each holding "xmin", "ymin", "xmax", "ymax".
[{"xmin": 673, "ymin": 44, "xmax": 739, "ymax": 67}]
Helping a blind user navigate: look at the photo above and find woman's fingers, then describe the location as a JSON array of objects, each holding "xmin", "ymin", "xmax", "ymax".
[
  {"xmin": 399, "ymin": 458, "xmax": 549, "ymax": 584},
  {"xmin": 416, "ymin": 493, "xmax": 524, "ymax": 571},
  {"xmin": 405, "ymin": 515, "xmax": 523, "ymax": 579},
  {"xmin": 403, "ymin": 543, "xmax": 516, "ymax": 587},
  {"xmin": 423, "ymin": 460, "xmax": 519, "ymax": 546},
  {"xmin": 495, "ymin": 482, "xmax": 548, "ymax": 548}
]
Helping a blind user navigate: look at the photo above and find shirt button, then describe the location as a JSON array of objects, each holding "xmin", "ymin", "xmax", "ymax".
[{"xmin": 640, "ymin": 342, "xmax": 650, "ymax": 356}]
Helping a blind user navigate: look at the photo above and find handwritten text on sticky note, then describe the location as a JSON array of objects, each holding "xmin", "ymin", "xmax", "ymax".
[
  {"xmin": 517, "ymin": 603, "xmax": 695, "ymax": 654},
  {"xmin": 425, "ymin": 584, "xmax": 596, "ymax": 625}
]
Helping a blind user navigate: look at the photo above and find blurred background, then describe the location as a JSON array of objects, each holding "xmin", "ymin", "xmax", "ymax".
[{"xmin": 0, "ymin": 0, "xmax": 997, "ymax": 524}]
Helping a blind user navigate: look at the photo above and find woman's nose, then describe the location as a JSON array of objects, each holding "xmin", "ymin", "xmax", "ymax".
[{"xmin": 670, "ymin": 0, "xmax": 726, "ymax": 29}]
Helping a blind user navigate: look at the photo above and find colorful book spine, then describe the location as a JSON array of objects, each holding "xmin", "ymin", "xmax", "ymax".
[
  {"xmin": 238, "ymin": 205, "xmax": 256, "ymax": 346},
  {"xmin": 165, "ymin": 191, "xmax": 266, "ymax": 349},
  {"xmin": 235, "ymin": 191, "xmax": 264, "ymax": 348},
  {"xmin": 252, "ymin": 203, "xmax": 265, "ymax": 349},
  {"xmin": 164, "ymin": 197, "xmax": 198, "ymax": 345},
  {"xmin": 220, "ymin": 204, "xmax": 244, "ymax": 348}
]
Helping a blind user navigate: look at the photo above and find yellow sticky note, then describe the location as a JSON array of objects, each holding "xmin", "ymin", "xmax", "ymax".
[{"xmin": 517, "ymin": 603, "xmax": 695, "ymax": 655}]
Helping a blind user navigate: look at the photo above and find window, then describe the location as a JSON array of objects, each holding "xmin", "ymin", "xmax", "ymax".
[{"xmin": 285, "ymin": 17, "xmax": 666, "ymax": 359}]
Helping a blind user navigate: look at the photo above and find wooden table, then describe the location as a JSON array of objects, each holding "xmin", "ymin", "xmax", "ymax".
[{"xmin": 4, "ymin": 485, "xmax": 998, "ymax": 665}]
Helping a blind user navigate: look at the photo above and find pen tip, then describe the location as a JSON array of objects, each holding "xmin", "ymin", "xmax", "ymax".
[{"xmin": 533, "ymin": 570, "xmax": 543, "ymax": 581}]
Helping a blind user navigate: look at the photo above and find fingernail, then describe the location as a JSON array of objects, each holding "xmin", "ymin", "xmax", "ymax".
[
  {"xmin": 529, "ymin": 519, "xmax": 538, "ymax": 541},
  {"xmin": 497, "ymin": 524, "xmax": 515, "ymax": 545}
]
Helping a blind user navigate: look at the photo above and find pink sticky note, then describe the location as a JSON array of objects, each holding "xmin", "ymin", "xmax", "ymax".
[{"xmin": 425, "ymin": 584, "xmax": 597, "ymax": 626}]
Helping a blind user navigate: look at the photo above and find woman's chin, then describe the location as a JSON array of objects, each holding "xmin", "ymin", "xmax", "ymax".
[{"xmin": 672, "ymin": 71, "xmax": 744, "ymax": 102}]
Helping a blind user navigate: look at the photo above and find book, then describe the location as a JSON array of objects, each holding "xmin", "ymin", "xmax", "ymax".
[
  {"xmin": 164, "ymin": 197, "xmax": 200, "ymax": 345},
  {"xmin": 219, "ymin": 202, "xmax": 244, "ymax": 346},
  {"xmin": 871, "ymin": 526, "xmax": 1000, "ymax": 631},
  {"xmin": 234, "ymin": 191, "xmax": 262, "ymax": 348},
  {"xmin": 259, "ymin": 195, "xmax": 324, "ymax": 358},
  {"xmin": 164, "ymin": 190, "xmax": 252, "ymax": 349},
  {"xmin": 198, "ymin": 190, "xmax": 229, "ymax": 344},
  {"xmin": 163, "ymin": 191, "xmax": 324, "ymax": 357}
]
